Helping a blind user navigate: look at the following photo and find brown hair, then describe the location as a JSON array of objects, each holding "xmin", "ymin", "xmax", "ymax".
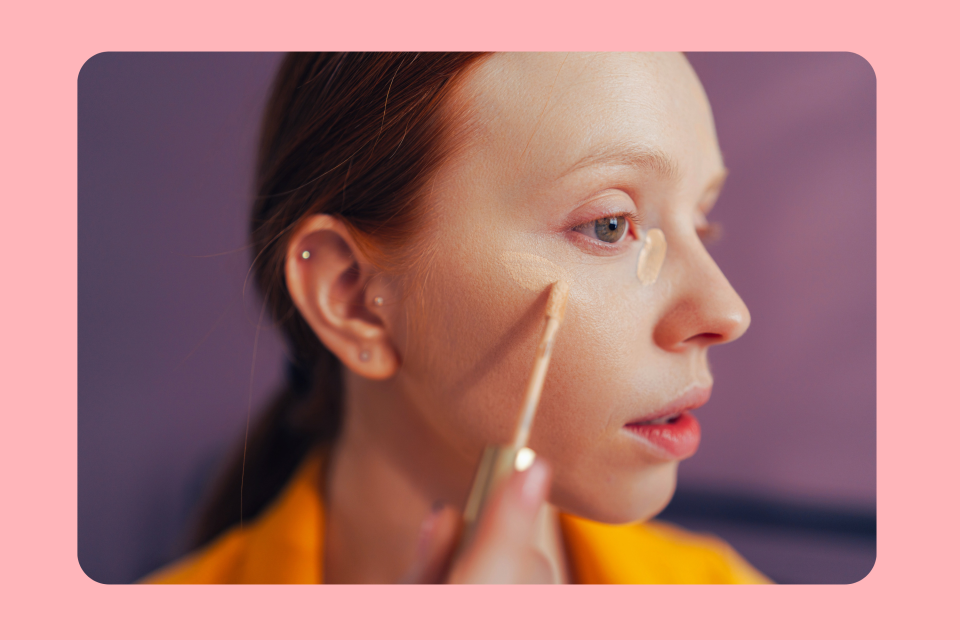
[{"xmin": 192, "ymin": 52, "xmax": 491, "ymax": 549}]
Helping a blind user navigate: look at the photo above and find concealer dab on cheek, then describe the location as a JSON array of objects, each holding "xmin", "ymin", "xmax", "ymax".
[
  {"xmin": 499, "ymin": 251, "xmax": 569, "ymax": 291},
  {"xmin": 636, "ymin": 228, "xmax": 667, "ymax": 285}
]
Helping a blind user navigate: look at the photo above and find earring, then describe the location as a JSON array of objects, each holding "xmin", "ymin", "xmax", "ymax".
[
  {"xmin": 301, "ymin": 250, "xmax": 311, "ymax": 260},
  {"xmin": 359, "ymin": 350, "xmax": 370, "ymax": 362},
  {"xmin": 373, "ymin": 296, "xmax": 384, "ymax": 307}
]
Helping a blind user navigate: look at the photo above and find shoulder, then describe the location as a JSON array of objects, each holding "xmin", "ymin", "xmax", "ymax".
[
  {"xmin": 141, "ymin": 450, "xmax": 326, "ymax": 585},
  {"xmin": 142, "ymin": 528, "xmax": 249, "ymax": 584},
  {"xmin": 559, "ymin": 513, "xmax": 771, "ymax": 584}
]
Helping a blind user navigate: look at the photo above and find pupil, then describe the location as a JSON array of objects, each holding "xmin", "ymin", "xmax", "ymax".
[{"xmin": 595, "ymin": 216, "xmax": 625, "ymax": 243}]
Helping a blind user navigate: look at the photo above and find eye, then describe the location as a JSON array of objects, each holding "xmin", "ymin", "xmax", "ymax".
[
  {"xmin": 576, "ymin": 216, "xmax": 630, "ymax": 244},
  {"xmin": 696, "ymin": 220, "xmax": 723, "ymax": 245}
]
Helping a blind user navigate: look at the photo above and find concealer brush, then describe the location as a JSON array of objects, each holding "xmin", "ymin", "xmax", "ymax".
[{"xmin": 458, "ymin": 279, "xmax": 570, "ymax": 551}]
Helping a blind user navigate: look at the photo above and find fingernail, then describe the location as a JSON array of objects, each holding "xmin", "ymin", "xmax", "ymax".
[
  {"xmin": 519, "ymin": 459, "xmax": 549, "ymax": 507},
  {"xmin": 415, "ymin": 507, "xmax": 442, "ymax": 556},
  {"xmin": 514, "ymin": 446, "xmax": 536, "ymax": 472}
]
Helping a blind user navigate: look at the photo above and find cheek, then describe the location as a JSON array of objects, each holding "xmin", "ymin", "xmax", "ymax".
[
  {"xmin": 393, "ymin": 246, "xmax": 552, "ymax": 453},
  {"xmin": 532, "ymin": 282, "xmax": 643, "ymax": 448},
  {"xmin": 524, "ymin": 277, "xmax": 678, "ymax": 520},
  {"xmin": 393, "ymin": 225, "xmax": 674, "ymax": 520},
  {"xmin": 397, "ymin": 245, "xmax": 657, "ymax": 445}
]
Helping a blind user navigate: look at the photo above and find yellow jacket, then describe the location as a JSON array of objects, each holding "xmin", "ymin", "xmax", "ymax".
[{"xmin": 146, "ymin": 450, "xmax": 770, "ymax": 584}]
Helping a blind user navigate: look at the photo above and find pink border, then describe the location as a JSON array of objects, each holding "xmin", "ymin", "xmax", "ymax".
[{"xmin": 2, "ymin": 0, "xmax": 952, "ymax": 636}]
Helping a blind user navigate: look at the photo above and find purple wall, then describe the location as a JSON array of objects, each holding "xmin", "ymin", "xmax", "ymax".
[
  {"xmin": 79, "ymin": 53, "xmax": 288, "ymax": 583},
  {"xmin": 682, "ymin": 53, "xmax": 875, "ymax": 505},
  {"xmin": 78, "ymin": 53, "xmax": 875, "ymax": 583}
]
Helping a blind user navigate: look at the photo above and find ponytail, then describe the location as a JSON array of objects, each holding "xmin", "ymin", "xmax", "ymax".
[{"xmin": 190, "ymin": 52, "xmax": 491, "ymax": 549}]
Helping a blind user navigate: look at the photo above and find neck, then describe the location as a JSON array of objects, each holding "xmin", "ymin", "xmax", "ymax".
[{"xmin": 321, "ymin": 370, "xmax": 568, "ymax": 583}]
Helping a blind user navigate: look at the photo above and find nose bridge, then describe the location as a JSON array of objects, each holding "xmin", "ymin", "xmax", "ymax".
[{"xmin": 653, "ymin": 236, "xmax": 751, "ymax": 350}]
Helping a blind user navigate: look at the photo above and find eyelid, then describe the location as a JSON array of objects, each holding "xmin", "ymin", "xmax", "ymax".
[
  {"xmin": 697, "ymin": 220, "xmax": 723, "ymax": 244},
  {"xmin": 566, "ymin": 189, "xmax": 641, "ymax": 222},
  {"xmin": 698, "ymin": 199, "xmax": 719, "ymax": 217},
  {"xmin": 571, "ymin": 208, "xmax": 644, "ymax": 234},
  {"xmin": 699, "ymin": 178, "xmax": 726, "ymax": 216}
]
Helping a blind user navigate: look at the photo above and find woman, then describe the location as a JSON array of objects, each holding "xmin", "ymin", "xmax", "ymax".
[{"xmin": 147, "ymin": 52, "xmax": 769, "ymax": 584}]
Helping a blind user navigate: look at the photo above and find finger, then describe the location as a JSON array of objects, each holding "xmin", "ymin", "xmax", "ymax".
[
  {"xmin": 417, "ymin": 507, "xmax": 461, "ymax": 583},
  {"xmin": 448, "ymin": 456, "xmax": 551, "ymax": 584},
  {"xmin": 519, "ymin": 548, "xmax": 556, "ymax": 585},
  {"xmin": 401, "ymin": 505, "xmax": 461, "ymax": 584}
]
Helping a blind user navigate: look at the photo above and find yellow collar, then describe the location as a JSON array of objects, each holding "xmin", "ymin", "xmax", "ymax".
[{"xmin": 148, "ymin": 448, "xmax": 768, "ymax": 584}]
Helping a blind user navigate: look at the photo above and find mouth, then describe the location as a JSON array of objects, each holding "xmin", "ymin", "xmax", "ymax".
[
  {"xmin": 635, "ymin": 412, "xmax": 684, "ymax": 426},
  {"xmin": 622, "ymin": 386, "xmax": 711, "ymax": 461}
]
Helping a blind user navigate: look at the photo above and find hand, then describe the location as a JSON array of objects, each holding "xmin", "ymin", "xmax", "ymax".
[{"xmin": 402, "ymin": 456, "xmax": 556, "ymax": 584}]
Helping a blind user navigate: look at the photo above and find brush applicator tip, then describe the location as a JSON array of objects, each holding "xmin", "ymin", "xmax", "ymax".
[{"xmin": 546, "ymin": 279, "xmax": 569, "ymax": 322}]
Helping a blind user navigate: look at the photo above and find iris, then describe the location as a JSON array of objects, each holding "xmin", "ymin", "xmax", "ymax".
[{"xmin": 594, "ymin": 216, "xmax": 627, "ymax": 243}]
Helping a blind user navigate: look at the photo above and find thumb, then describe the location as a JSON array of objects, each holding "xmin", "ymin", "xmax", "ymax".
[
  {"xmin": 401, "ymin": 504, "xmax": 462, "ymax": 584},
  {"xmin": 448, "ymin": 456, "xmax": 551, "ymax": 584}
]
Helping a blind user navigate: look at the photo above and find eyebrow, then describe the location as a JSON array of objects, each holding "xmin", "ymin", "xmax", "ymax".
[{"xmin": 555, "ymin": 142, "xmax": 684, "ymax": 183}]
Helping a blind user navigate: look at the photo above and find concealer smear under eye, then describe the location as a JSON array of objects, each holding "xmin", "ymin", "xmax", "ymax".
[
  {"xmin": 499, "ymin": 227, "xmax": 667, "ymax": 295},
  {"xmin": 636, "ymin": 228, "xmax": 667, "ymax": 285}
]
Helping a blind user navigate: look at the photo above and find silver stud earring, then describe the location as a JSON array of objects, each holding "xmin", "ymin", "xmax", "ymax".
[
  {"xmin": 359, "ymin": 350, "xmax": 370, "ymax": 362},
  {"xmin": 301, "ymin": 250, "xmax": 311, "ymax": 260},
  {"xmin": 373, "ymin": 296, "xmax": 384, "ymax": 307}
]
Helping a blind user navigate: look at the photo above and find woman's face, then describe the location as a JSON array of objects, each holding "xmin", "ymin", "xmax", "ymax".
[{"xmin": 389, "ymin": 52, "xmax": 750, "ymax": 523}]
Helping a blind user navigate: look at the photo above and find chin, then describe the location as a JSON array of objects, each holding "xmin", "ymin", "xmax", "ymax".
[{"xmin": 552, "ymin": 461, "xmax": 679, "ymax": 525}]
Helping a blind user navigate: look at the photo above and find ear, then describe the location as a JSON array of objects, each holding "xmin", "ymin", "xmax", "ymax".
[{"xmin": 284, "ymin": 214, "xmax": 400, "ymax": 380}]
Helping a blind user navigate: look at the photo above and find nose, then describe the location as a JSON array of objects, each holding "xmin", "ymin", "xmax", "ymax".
[{"xmin": 652, "ymin": 241, "xmax": 751, "ymax": 351}]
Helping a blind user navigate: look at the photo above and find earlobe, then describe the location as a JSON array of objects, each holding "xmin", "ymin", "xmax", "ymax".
[{"xmin": 284, "ymin": 214, "xmax": 401, "ymax": 380}]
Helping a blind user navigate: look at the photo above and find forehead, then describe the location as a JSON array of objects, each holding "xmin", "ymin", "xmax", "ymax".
[{"xmin": 457, "ymin": 52, "xmax": 722, "ymax": 193}]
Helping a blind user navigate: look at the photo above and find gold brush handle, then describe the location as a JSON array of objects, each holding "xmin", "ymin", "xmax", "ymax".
[
  {"xmin": 454, "ymin": 280, "xmax": 567, "ymax": 564},
  {"xmin": 512, "ymin": 316, "xmax": 560, "ymax": 450},
  {"xmin": 457, "ymin": 444, "xmax": 519, "ymax": 555}
]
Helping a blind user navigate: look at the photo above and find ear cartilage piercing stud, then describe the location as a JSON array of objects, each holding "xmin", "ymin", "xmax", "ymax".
[
  {"xmin": 359, "ymin": 350, "xmax": 370, "ymax": 362},
  {"xmin": 301, "ymin": 250, "xmax": 311, "ymax": 260},
  {"xmin": 373, "ymin": 296, "xmax": 384, "ymax": 307}
]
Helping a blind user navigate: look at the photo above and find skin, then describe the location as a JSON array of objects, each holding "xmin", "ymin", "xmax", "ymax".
[{"xmin": 284, "ymin": 53, "xmax": 750, "ymax": 583}]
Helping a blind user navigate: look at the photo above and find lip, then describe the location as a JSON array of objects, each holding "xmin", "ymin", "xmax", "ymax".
[
  {"xmin": 625, "ymin": 386, "xmax": 712, "ymax": 425},
  {"xmin": 622, "ymin": 386, "xmax": 711, "ymax": 461},
  {"xmin": 624, "ymin": 412, "xmax": 701, "ymax": 460}
]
